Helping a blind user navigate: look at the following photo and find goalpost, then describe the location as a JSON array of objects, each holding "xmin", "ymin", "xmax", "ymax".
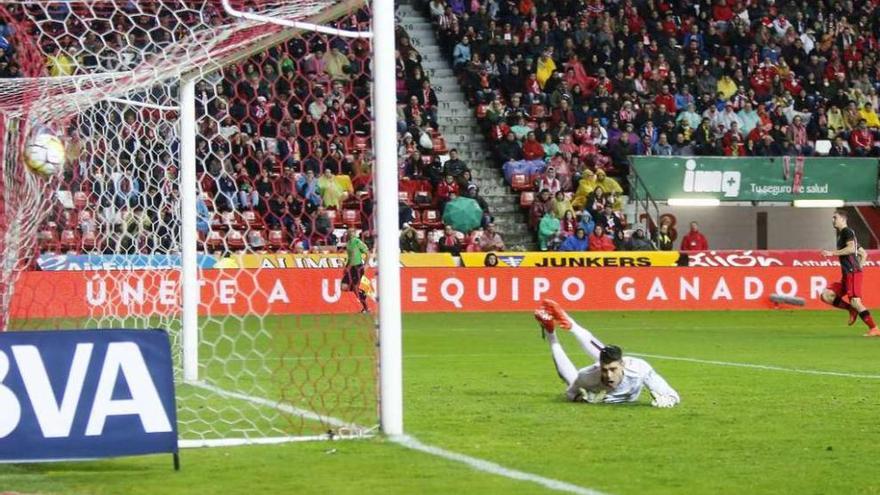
[{"xmin": 0, "ymin": 0, "xmax": 402, "ymax": 444}]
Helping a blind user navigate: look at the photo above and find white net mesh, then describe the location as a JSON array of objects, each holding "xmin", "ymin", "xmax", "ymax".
[{"xmin": 2, "ymin": 0, "xmax": 379, "ymax": 443}]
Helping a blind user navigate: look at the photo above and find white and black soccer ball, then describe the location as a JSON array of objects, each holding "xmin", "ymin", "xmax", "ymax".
[{"xmin": 24, "ymin": 130, "xmax": 65, "ymax": 177}]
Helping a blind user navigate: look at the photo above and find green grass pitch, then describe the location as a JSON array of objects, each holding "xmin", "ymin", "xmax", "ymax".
[{"xmin": 1, "ymin": 310, "xmax": 879, "ymax": 494}]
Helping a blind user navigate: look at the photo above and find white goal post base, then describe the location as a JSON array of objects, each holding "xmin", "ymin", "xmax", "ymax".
[{"xmin": 179, "ymin": 431, "xmax": 377, "ymax": 449}]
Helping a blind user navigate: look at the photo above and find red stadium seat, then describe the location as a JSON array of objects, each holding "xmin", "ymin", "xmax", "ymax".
[
  {"xmin": 398, "ymin": 190, "xmax": 412, "ymax": 205},
  {"xmin": 432, "ymin": 136, "xmax": 448, "ymax": 154},
  {"xmin": 38, "ymin": 225, "xmax": 60, "ymax": 252},
  {"xmin": 60, "ymin": 229, "xmax": 79, "ymax": 252},
  {"xmin": 81, "ymin": 231, "xmax": 98, "ymax": 252},
  {"xmin": 226, "ymin": 229, "xmax": 246, "ymax": 251},
  {"xmin": 410, "ymin": 210, "xmax": 423, "ymax": 228},
  {"xmin": 241, "ymin": 210, "xmax": 264, "ymax": 229},
  {"xmin": 205, "ymin": 230, "xmax": 224, "ymax": 252},
  {"xmin": 510, "ymin": 173, "xmax": 532, "ymax": 191},
  {"xmin": 413, "ymin": 190, "xmax": 432, "ymax": 208},
  {"xmin": 247, "ymin": 229, "xmax": 268, "ymax": 250},
  {"xmin": 220, "ymin": 211, "xmax": 246, "ymax": 230},
  {"xmin": 326, "ymin": 208, "xmax": 340, "ymax": 227},
  {"xmin": 421, "ymin": 209, "xmax": 442, "ymax": 228},
  {"xmin": 342, "ymin": 208, "xmax": 360, "ymax": 227},
  {"xmin": 268, "ymin": 229, "xmax": 287, "ymax": 251}
]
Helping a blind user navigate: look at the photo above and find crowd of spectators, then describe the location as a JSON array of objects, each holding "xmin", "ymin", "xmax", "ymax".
[
  {"xmin": 421, "ymin": 0, "xmax": 880, "ymax": 250},
  {"xmin": 1, "ymin": 4, "xmax": 502, "ymax": 256},
  {"xmin": 9, "ymin": 0, "xmax": 877, "ymax": 255}
]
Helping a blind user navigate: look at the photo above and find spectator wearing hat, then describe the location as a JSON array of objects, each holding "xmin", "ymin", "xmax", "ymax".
[
  {"xmin": 551, "ymin": 190, "xmax": 573, "ymax": 219},
  {"xmin": 538, "ymin": 167, "xmax": 562, "ymax": 194},
  {"xmin": 859, "ymin": 102, "xmax": 880, "ymax": 130}
]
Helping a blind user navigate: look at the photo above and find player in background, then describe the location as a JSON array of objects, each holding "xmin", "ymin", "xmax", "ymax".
[
  {"xmin": 534, "ymin": 299, "xmax": 680, "ymax": 407},
  {"xmin": 820, "ymin": 210, "xmax": 879, "ymax": 336},
  {"xmin": 342, "ymin": 227, "xmax": 370, "ymax": 313}
]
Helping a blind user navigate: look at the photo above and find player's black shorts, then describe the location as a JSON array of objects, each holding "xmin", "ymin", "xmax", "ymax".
[{"xmin": 342, "ymin": 264, "xmax": 365, "ymax": 291}]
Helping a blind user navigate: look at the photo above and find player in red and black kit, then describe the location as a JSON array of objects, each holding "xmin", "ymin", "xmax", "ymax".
[{"xmin": 820, "ymin": 210, "xmax": 880, "ymax": 336}]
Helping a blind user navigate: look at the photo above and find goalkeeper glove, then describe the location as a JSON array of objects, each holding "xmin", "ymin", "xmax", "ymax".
[
  {"xmin": 577, "ymin": 388, "xmax": 606, "ymax": 404},
  {"xmin": 651, "ymin": 395, "xmax": 678, "ymax": 408}
]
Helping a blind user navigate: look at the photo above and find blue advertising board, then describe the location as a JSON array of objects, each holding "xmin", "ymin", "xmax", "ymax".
[
  {"xmin": 0, "ymin": 329, "xmax": 178, "ymax": 462},
  {"xmin": 36, "ymin": 254, "xmax": 217, "ymax": 271}
]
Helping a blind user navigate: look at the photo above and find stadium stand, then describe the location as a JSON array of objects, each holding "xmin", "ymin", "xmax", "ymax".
[
  {"xmin": 6, "ymin": 0, "xmax": 880, "ymax": 255},
  {"xmin": 413, "ymin": 0, "xmax": 880, "ymax": 249}
]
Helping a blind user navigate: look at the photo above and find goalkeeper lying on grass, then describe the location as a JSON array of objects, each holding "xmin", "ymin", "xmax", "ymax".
[{"xmin": 535, "ymin": 299, "xmax": 680, "ymax": 408}]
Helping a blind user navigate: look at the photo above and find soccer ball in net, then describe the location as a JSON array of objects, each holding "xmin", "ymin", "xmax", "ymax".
[{"xmin": 24, "ymin": 131, "xmax": 65, "ymax": 177}]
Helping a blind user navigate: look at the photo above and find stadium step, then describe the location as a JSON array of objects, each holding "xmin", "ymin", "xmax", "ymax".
[
  {"xmin": 398, "ymin": 6, "xmax": 537, "ymax": 250},
  {"xmin": 425, "ymin": 68, "xmax": 454, "ymax": 79}
]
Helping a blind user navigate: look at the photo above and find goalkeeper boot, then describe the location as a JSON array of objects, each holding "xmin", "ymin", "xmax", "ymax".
[
  {"xmin": 849, "ymin": 308, "xmax": 859, "ymax": 326},
  {"xmin": 534, "ymin": 309, "xmax": 555, "ymax": 337},
  {"xmin": 541, "ymin": 299, "xmax": 572, "ymax": 330}
]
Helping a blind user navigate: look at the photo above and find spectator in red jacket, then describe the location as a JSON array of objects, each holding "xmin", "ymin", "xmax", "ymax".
[
  {"xmin": 849, "ymin": 119, "xmax": 874, "ymax": 157},
  {"xmin": 522, "ymin": 131, "xmax": 545, "ymax": 160},
  {"xmin": 436, "ymin": 174, "xmax": 460, "ymax": 206},
  {"xmin": 680, "ymin": 221, "xmax": 709, "ymax": 251},
  {"xmin": 588, "ymin": 225, "xmax": 615, "ymax": 251},
  {"xmin": 654, "ymin": 84, "xmax": 676, "ymax": 114}
]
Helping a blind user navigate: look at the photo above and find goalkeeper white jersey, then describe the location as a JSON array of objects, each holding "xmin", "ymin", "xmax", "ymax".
[{"xmin": 565, "ymin": 356, "xmax": 679, "ymax": 404}]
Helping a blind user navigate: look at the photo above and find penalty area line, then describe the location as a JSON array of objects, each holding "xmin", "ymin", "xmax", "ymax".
[
  {"xmin": 390, "ymin": 435, "xmax": 609, "ymax": 495},
  {"xmin": 630, "ymin": 353, "xmax": 880, "ymax": 379}
]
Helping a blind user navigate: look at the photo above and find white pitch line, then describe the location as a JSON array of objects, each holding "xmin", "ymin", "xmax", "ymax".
[
  {"xmin": 630, "ymin": 353, "xmax": 880, "ymax": 379},
  {"xmin": 225, "ymin": 352, "xmax": 880, "ymax": 379},
  {"xmin": 186, "ymin": 382, "xmax": 608, "ymax": 494},
  {"xmin": 391, "ymin": 435, "xmax": 607, "ymax": 495}
]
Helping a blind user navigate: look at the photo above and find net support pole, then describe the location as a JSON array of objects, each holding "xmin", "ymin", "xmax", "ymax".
[
  {"xmin": 373, "ymin": 0, "xmax": 403, "ymax": 436},
  {"xmin": 180, "ymin": 76, "xmax": 199, "ymax": 382}
]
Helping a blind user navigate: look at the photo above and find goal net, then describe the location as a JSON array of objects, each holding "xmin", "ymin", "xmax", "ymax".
[{"xmin": 1, "ymin": 0, "xmax": 388, "ymax": 445}]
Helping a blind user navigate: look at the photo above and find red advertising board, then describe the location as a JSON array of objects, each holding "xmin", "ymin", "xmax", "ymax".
[
  {"xmin": 687, "ymin": 250, "xmax": 880, "ymax": 268},
  {"xmin": 9, "ymin": 267, "xmax": 877, "ymax": 319}
]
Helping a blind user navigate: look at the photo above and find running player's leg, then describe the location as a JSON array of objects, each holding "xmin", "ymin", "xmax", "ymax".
[
  {"xmin": 822, "ymin": 281, "xmax": 851, "ymax": 310},
  {"xmin": 821, "ymin": 280, "xmax": 859, "ymax": 324},
  {"xmin": 542, "ymin": 299, "xmax": 605, "ymax": 361},
  {"xmin": 847, "ymin": 272, "xmax": 879, "ymax": 334},
  {"xmin": 352, "ymin": 266, "xmax": 369, "ymax": 312}
]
